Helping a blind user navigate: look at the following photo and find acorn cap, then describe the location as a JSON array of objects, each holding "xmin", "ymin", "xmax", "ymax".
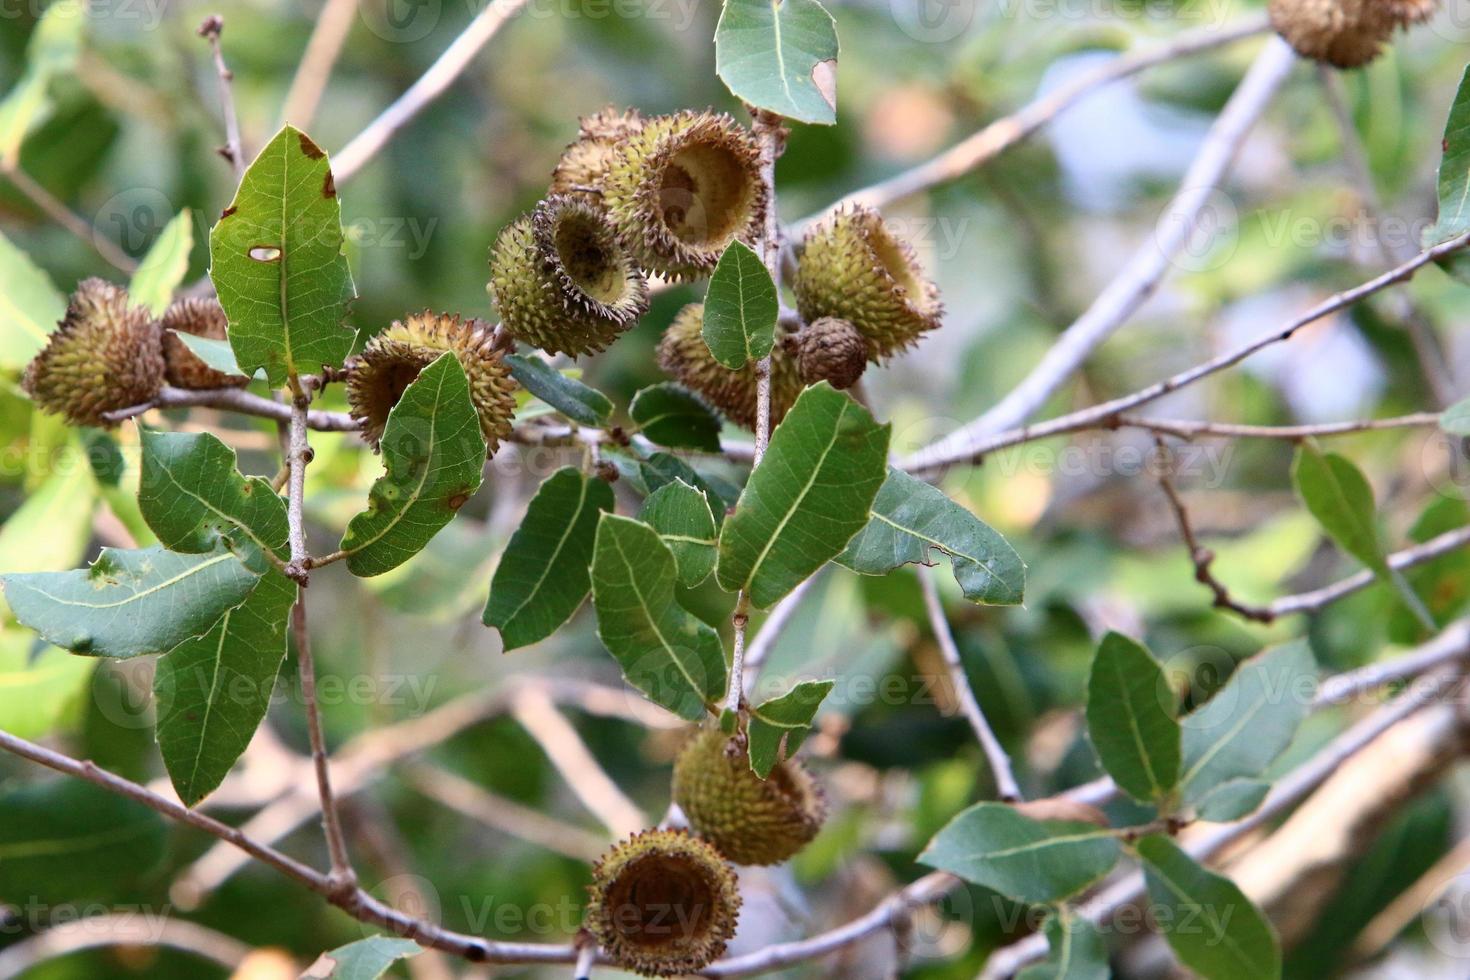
[
  {"xmin": 346, "ymin": 312, "xmax": 517, "ymax": 455},
  {"xmin": 489, "ymin": 195, "xmax": 650, "ymax": 357},
  {"xmin": 656, "ymin": 303, "xmax": 804, "ymax": 431},
  {"xmin": 792, "ymin": 205, "xmax": 942, "ymax": 361},
  {"xmin": 1268, "ymin": 0, "xmax": 1395, "ymax": 68},
  {"xmin": 1386, "ymin": 0, "xmax": 1438, "ymax": 24},
  {"xmin": 585, "ymin": 827, "xmax": 740, "ymax": 977},
  {"xmin": 601, "ymin": 110, "xmax": 766, "ymax": 281},
  {"xmin": 23, "ymin": 278, "xmax": 164, "ymax": 428},
  {"xmin": 794, "ymin": 316, "xmax": 868, "ymax": 390},
  {"xmin": 161, "ymin": 297, "xmax": 248, "ymax": 390},
  {"xmin": 550, "ymin": 107, "xmax": 647, "ymax": 201},
  {"xmin": 671, "ymin": 727, "xmax": 828, "ymax": 866}
]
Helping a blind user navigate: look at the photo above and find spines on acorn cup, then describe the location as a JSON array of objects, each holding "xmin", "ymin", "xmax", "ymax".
[
  {"xmin": 549, "ymin": 106, "xmax": 647, "ymax": 203},
  {"xmin": 346, "ymin": 312, "xmax": 517, "ymax": 456},
  {"xmin": 489, "ymin": 194, "xmax": 650, "ymax": 357},
  {"xmin": 23, "ymin": 278, "xmax": 164, "ymax": 428},
  {"xmin": 792, "ymin": 205, "xmax": 942, "ymax": 362},
  {"xmin": 161, "ymin": 297, "xmax": 248, "ymax": 390},
  {"xmin": 584, "ymin": 827, "xmax": 741, "ymax": 977},
  {"xmin": 601, "ymin": 110, "xmax": 766, "ymax": 281},
  {"xmin": 656, "ymin": 303, "xmax": 804, "ymax": 430},
  {"xmin": 1267, "ymin": 0, "xmax": 1398, "ymax": 67}
]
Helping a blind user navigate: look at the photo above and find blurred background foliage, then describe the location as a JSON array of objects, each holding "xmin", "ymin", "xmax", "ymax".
[{"xmin": 4, "ymin": 0, "xmax": 1470, "ymax": 976}]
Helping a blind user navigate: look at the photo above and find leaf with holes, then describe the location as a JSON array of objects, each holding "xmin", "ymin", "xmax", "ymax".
[
  {"xmin": 640, "ymin": 452, "xmax": 738, "ymax": 523},
  {"xmin": 0, "ymin": 229, "xmax": 64, "ymax": 371},
  {"xmin": 129, "ymin": 209, "xmax": 193, "ymax": 316},
  {"xmin": 505, "ymin": 353, "xmax": 613, "ymax": 427},
  {"xmin": 631, "ymin": 382, "xmax": 723, "ymax": 451},
  {"xmin": 747, "ymin": 678, "xmax": 833, "ymax": 778},
  {"xmin": 341, "ymin": 353, "xmax": 486, "ymax": 577},
  {"xmin": 639, "ymin": 479, "xmax": 718, "ymax": 588},
  {"xmin": 209, "ymin": 125, "xmax": 355, "ymax": 385},
  {"xmin": 702, "ymin": 240, "xmax": 777, "ymax": 369},
  {"xmin": 717, "ymin": 383, "xmax": 889, "ymax": 608},
  {"xmin": 484, "ymin": 467, "xmax": 614, "ymax": 651},
  {"xmin": 592, "ymin": 514, "xmax": 726, "ymax": 721},
  {"xmin": 715, "ymin": 0, "xmax": 839, "ymax": 125},
  {"xmin": 1086, "ymin": 632, "xmax": 1180, "ymax": 806}
]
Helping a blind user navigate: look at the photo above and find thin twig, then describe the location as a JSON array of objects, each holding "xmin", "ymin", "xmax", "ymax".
[
  {"xmin": 332, "ymin": 0, "xmax": 533, "ymax": 183},
  {"xmin": 0, "ymin": 915, "xmax": 251, "ymax": 980},
  {"xmin": 1118, "ymin": 411, "xmax": 1442, "ymax": 441},
  {"xmin": 0, "ymin": 165, "xmax": 137, "ymax": 273},
  {"xmin": 1272, "ymin": 524, "xmax": 1470, "ymax": 619},
  {"xmin": 919, "ymin": 567, "xmax": 1022, "ymax": 801},
  {"xmin": 404, "ymin": 765, "xmax": 609, "ymax": 862},
  {"xmin": 280, "ymin": 0, "xmax": 359, "ymax": 129},
  {"xmin": 197, "ymin": 16, "xmax": 245, "ymax": 181}
]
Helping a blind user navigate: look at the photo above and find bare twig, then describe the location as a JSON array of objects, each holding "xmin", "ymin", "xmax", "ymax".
[
  {"xmin": 919, "ymin": 567, "xmax": 1022, "ymax": 801},
  {"xmin": 280, "ymin": 0, "xmax": 359, "ymax": 129},
  {"xmin": 0, "ymin": 165, "xmax": 137, "ymax": 273},
  {"xmin": 332, "ymin": 0, "xmax": 533, "ymax": 182},
  {"xmin": 0, "ymin": 915, "xmax": 252, "ymax": 980},
  {"xmin": 1118, "ymin": 411, "xmax": 1442, "ymax": 441},
  {"xmin": 404, "ymin": 765, "xmax": 608, "ymax": 861},
  {"xmin": 1272, "ymin": 525, "xmax": 1470, "ymax": 619},
  {"xmin": 197, "ymin": 16, "xmax": 245, "ymax": 181},
  {"xmin": 905, "ymin": 37, "xmax": 1296, "ymax": 473}
]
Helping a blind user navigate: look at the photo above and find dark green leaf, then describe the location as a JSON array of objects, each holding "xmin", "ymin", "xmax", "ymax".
[
  {"xmin": 1016, "ymin": 910, "xmax": 1110, "ymax": 980},
  {"xmin": 717, "ymin": 383, "xmax": 889, "ymax": 608},
  {"xmin": 209, "ymin": 125, "xmax": 355, "ymax": 385},
  {"xmin": 592, "ymin": 514, "xmax": 726, "ymax": 720},
  {"xmin": 714, "ymin": 0, "xmax": 839, "ymax": 125},
  {"xmin": 303, "ymin": 937, "xmax": 423, "ymax": 980},
  {"xmin": 1138, "ymin": 835, "xmax": 1281, "ymax": 980},
  {"xmin": 702, "ymin": 241, "xmax": 777, "ymax": 369},
  {"xmin": 837, "ymin": 467, "xmax": 1025, "ymax": 605},
  {"xmin": 129, "ymin": 208, "xmax": 193, "ymax": 316},
  {"xmin": 341, "ymin": 353, "xmax": 486, "ymax": 577},
  {"xmin": 919, "ymin": 802, "xmax": 1121, "ymax": 904},
  {"xmin": 639, "ymin": 479, "xmax": 718, "ymax": 587},
  {"xmin": 1194, "ymin": 779, "xmax": 1271, "ymax": 823},
  {"xmin": 640, "ymin": 452, "xmax": 737, "ymax": 522},
  {"xmin": 484, "ymin": 467, "xmax": 614, "ymax": 651},
  {"xmin": 1086, "ymin": 632, "xmax": 1180, "ymax": 805},
  {"xmin": 748, "ymin": 678, "xmax": 833, "ymax": 777},
  {"xmin": 3, "ymin": 544, "xmax": 262, "ymax": 659},
  {"xmin": 0, "ymin": 780, "xmax": 166, "ymax": 899},
  {"xmin": 630, "ymin": 382, "xmax": 723, "ymax": 451},
  {"xmin": 505, "ymin": 353, "xmax": 612, "ymax": 427}
]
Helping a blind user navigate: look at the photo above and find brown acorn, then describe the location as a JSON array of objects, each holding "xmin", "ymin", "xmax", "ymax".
[
  {"xmin": 1385, "ymin": 0, "xmax": 1439, "ymax": 24},
  {"xmin": 22, "ymin": 278, "xmax": 164, "ymax": 427},
  {"xmin": 346, "ymin": 312, "xmax": 517, "ymax": 455},
  {"xmin": 584, "ymin": 828, "xmax": 741, "ymax": 977},
  {"xmin": 793, "ymin": 317, "xmax": 868, "ymax": 390},
  {"xmin": 1268, "ymin": 0, "xmax": 1396, "ymax": 67},
  {"xmin": 160, "ymin": 297, "xmax": 248, "ymax": 389},
  {"xmin": 656, "ymin": 303, "xmax": 804, "ymax": 430}
]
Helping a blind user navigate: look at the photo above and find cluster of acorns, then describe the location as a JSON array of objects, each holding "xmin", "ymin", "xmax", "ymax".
[
  {"xmin": 1269, "ymin": 0, "xmax": 1438, "ymax": 67},
  {"xmin": 582, "ymin": 727, "xmax": 829, "ymax": 976}
]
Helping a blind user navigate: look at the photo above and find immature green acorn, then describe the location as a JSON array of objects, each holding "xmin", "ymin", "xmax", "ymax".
[
  {"xmin": 161, "ymin": 297, "xmax": 248, "ymax": 390},
  {"xmin": 585, "ymin": 828, "xmax": 741, "ymax": 977},
  {"xmin": 793, "ymin": 316, "xmax": 868, "ymax": 390},
  {"xmin": 23, "ymin": 278, "xmax": 164, "ymax": 427},
  {"xmin": 601, "ymin": 110, "xmax": 766, "ymax": 281},
  {"xmin": 656, "ymin": 303, "xmax": 803, "ymax": 430},
  {"xmin": 792, "ymin": 206, "xmax": 942, "ymax": 361},
  {"xmin": 489, "ymin": 194, "xmax": 650, "ymax": 356},
  {"xmin": 549, "ymin": 106, "xmax": 647, "ymax": 201},
  {"xmin": 672, "ymin": 727, "xmax": 828, "ymax": 866},
  {"xmin": 346, "ymin": 312, "xmax": 517, "ymax": 455},
  {"xmin": 1268, "ymin": 0, "xmax": 1395, "ymax": 67}
]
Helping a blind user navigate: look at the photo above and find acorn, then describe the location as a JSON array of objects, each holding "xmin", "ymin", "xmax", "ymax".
[
  {"xmin": 1267, "ymin": 0, "xmax": 1395, "ymax": 68},
  {"xmin": 160, "ymin": 297, "xmax": 248, "ymax": 390},
  {"xmin": 585, "ymin": 828, "xmax": 741, "ymax": 977},
  {"xmin": 791, "ymin": 206, "xmax": 942, "ymax": 361},
  {"xmin": 793, "ymin": 317, "xmax": 868, "ymax": 390},
  {"xmin": 601, "ymin": 110, "xmax": 766, "ymax": 281},
  {"xmin": 489, "ymin": 194, "xmax": 650, "ymax": 357},
  {"xmin": 656, "ymin": 303, "xmax": 804, "ymax": 430},
  {"xmin": 22, "ymin": 278, "xmax": 164, "ymax": 428},
  {"xmin": 671, "ymin": 727, "xmax": 828, "ymax": 866},
  {"xmin": 549, "ymin": 106, "xmax": 647, "ymax": 202},
  {"xmin": 346, "ymin": 312, "xmax": 517, "ymax": 455}
]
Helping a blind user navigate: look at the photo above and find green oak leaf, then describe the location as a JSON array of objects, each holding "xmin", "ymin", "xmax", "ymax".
[
  {"xmin": 0, "ymin": 633, "xmax": 91, "ymax": 740},
  {"xmin": 1015, "ymin": 909, "xmax": 1110, "ymax": 980},
  {"xmin": 702, "ymin": 241, "xmax": 777, "ymax": 369},
  {"xmin": 1086, "ymin": 632, "xmax": 1181, "ymax": 805},
  {"xmin": 639, "ymin": 479, "xmax": 718, "ymax": 588},
  {"xmin": 304, "ymin": 936, "xmax": 423, "ymax": 980},
  {"xmin": 0, "ymin": 229, "xmax": 64, "ymax": 370},
  {"xmin": 2, "ymin": 544, "xmax": 262, "ymax": 659},
  {"xmin": 484, "ymin": 467, "xmax": 614, "ymax": 651},
  {"xmin": 1138, "ymin": 835, "xmax": 1281, "ymax": 980},
  {"xmin": 129, "ymin": 208, "xmax": 193, "ymax": 316},
  {"xmin": 505, "ymin": 354, "xmax": 613, "ymax": 427},
  {"xmin": 0, "ymin": 1, "xmax": 84, "ymax": 167},
  {"xmin": 919, "ymin": 802, "xmax": 1120, "ymax": 905},
  {"xmin": 592, "ymin": 514, "xmax": 726, "ymax": 720},
  {"xmin": 714, "ymin": 0, "xmax": 839, "ymax": 125},
  {"xmin": 341, "ymin": 353, "xmax": 486, "ymax": 577},
  {"xmin": 175, "ymin": 332, "xmax": 248, "ymax": 378},
  {"xmin": 837, "ymin": 467, "xmax": 1025, "ymax": 605},
  {"xmin": 630, "ymin": 382, "xmax": 723, "ymax": 452},
  {"xmin": 747, "ymin": 678, "xmax": 833, "ymax": 777},
  {"xmin": 0, "ymin": 781, "xmax": 166, "ymax": 900},
  {"xmin": 1440, "ymin": 395, "xmax": 1470, "ymax": 436},
  {"xmin": 209, "ymin": 125, "xmax": 355, "ymax": 385},
  {"xmin": 717, "ymin": 383, "xmax": 889, "ymax": 608},
  {"xmin": 1427, "ymin": 64, "xmax": 1470, "ymax": 285},
  {"xmin": 640, "ymin": 452, "xmax": 738, "ymax": 523},
  {"xmin": 1194, "ymin": 779, "xmax": 1271, "ymax": 823}
]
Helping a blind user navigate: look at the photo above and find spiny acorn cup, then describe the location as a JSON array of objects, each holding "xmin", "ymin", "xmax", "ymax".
[
  {"xmin": 601, "ymin": 110, "xmax": 766, "ymax": 281},
  {"xmin": 161, "ymin": 297, "xmax": 248, "ymax": 390},
  {"xmin": 656, "ymin": 303, "xmax": 804, "ymax": 430},
  {"xmin": 1268, "ymin": 0, "xmax": 1396, "ymax": 67},
  {"xmin": 23, "ymin": 278, "xmax": 164, "ymax": 428},
  {"xmin": 793, "ymin": 317, "xmax": 868, "ymax": 390},
  {"xmin": 671, "ymin": 727, "xmax": 828, "ymax": 866},
  {"xmin": 489, "ymin": 194, "xmax": 650, "ymax": 357},
  {"xmin": 792, "ymin": 205, "xmax": 943, "ymax": 361},
  {"xmin": 346, "ymin": 312, "xmax": 517, "ymax": 456},
  {"xmin": 585, "ymin": 828, "xmax": 740, "ymax": 977},
  {"xmin": 1386, "ymin": 0, "xmax": 1439, "ymax": 23},
  {"xmin": 549, "ymin": 106, "xmax": 647, "ymax": 202}
]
